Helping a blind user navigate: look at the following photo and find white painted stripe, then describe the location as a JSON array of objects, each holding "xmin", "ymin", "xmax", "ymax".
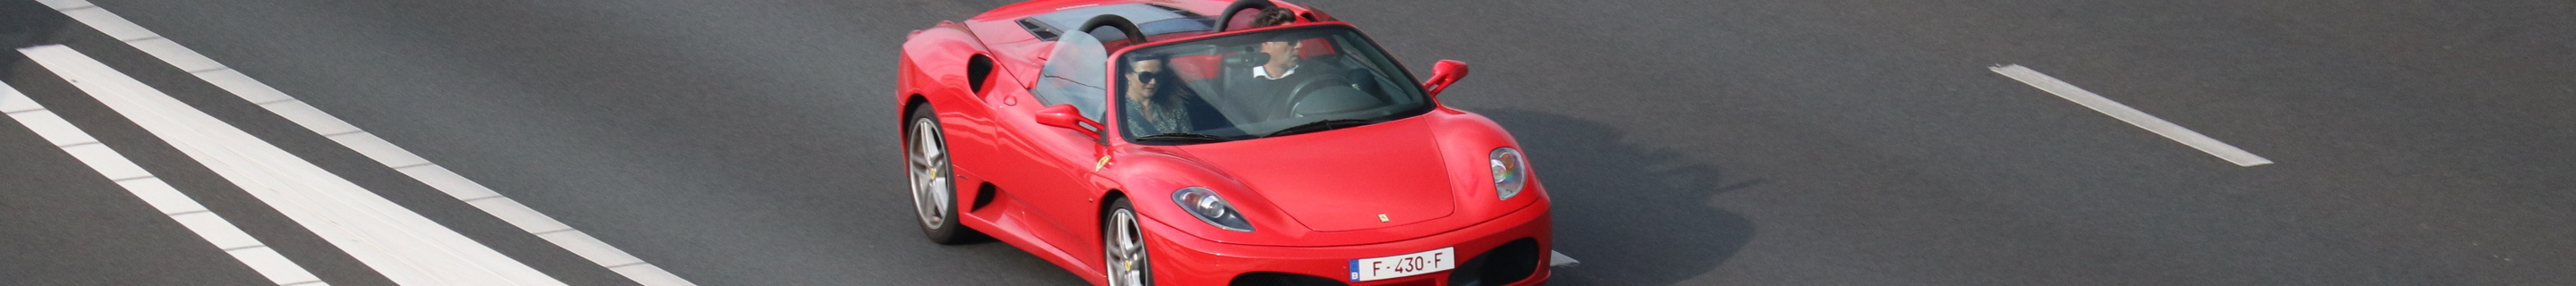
[
  {"xmin": 21, "ymin": 45, "xmax": 565, "ymax": 285},
  {"xmin": 55, "ymin": 7, "xmax": 156, "ymax": 41},
  {"xmin": 58, "ymin": 143, "xmax": 151, "ymax": 180},
  {"xmin": 116, "ymin": 178, "xmax": 211, "ymax": 214},
  {"xmin": 192, "ymin": 69, "xmax": 294, "ymax": 104},
  {"xmin": 466, "ymin": 197, "xmax": 575, "ymax": 233},
  {"xmin": 34, "ymin": 0, "xmax": 93, "ymax": 11},
  {"xmin": 538, "ymin": 231, "xmax": 646, "ymax": 266},
  {"xmin": 394, "ymin": 164, "xmax": 506, "ymax": 200},
  {"xmin": 606, "ymin": 264, "xmax": 694, "ymax": 286},
  {"xmin": 325, "ymin": 131, "xmax": 433, "ymax": 169},
  {"xmin": 169, "ymin": 211, "xmax": 265, "ymax": 250},
  {"xmin": 227, "ymin": 246, "xmax": 330, "ymax": 286},
  {"xmin": 48, "ymin": 7, "xmax": 699, "ymax": 285},
  {"xmin": 1990, "ymin": 64, "xmax": 2275, "ymax": 167},
  {"xmin": 2, "ymin": 80, "xmax": 324, "ymax": 286},
  {"xmin": 1549, "ymin": 251, "xmax": 1578, "ymax": 267},
  {"xmin": 0, "ymin": 85, "xmax": 39, "ymax": 114},
  {"xmin": 257, "ymin": 100, "xmax": 363, "ymax": 136},
  {"xmin": 124, "ymin": 37, "xmax": 226, "ymax": 72},
  {"xmin": 13, "ymin": 110, "xmax": 99, "ymax": 146}
]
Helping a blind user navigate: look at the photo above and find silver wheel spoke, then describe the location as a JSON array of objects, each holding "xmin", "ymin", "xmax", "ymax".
[
  {"xmin": 1106, "ymin": 209, "xmax": 1146, "ymax": 286},
  {"xmin": 909, "ymin": 119, "xmax": 950, "ymax": 228}
]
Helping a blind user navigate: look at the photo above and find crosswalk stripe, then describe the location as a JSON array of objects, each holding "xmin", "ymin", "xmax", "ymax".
[
  {"xmin": 38, "ymin": 4, "xmax": 698, "ymax": 285},
  {"xmin": 1, "ymin": 80, "xmax": 328, "ymax": 286},
  {"xmin": 21, "ymin": 45, "xmax": 567, "ymax": 285}
]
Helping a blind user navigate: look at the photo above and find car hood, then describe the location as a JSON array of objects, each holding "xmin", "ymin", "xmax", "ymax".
[{"xmin": 1171, "ymin": 118, "xmax": 1455, "ymax": 232}]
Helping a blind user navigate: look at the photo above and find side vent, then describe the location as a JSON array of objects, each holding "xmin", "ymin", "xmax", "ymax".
[
  {"xmin": 971, "ymin": 182, "xmax": 997, "ymax": 211},
  {"xmin": 966, "ymin": 55, "xmax": 996, "ymax": 96}
]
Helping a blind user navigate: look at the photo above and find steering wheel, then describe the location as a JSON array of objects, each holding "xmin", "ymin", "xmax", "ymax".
[{"xmin": 1282, "ymin": 75, "xmax": 1356, "ymax": 117}]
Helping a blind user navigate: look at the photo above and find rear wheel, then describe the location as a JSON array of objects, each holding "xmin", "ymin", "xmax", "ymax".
[
  {"xmin": 1104, "ymin": 198, "xmax": 1154, "ymax": 286},
  {"xmin": 907, "ymin": 103, "xmax": 978, "ymax": 244}
]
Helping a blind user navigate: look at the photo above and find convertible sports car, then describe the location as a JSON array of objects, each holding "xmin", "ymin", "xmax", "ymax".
[{"xmin": 894, "ymin": 0, "xmax": 1552, "ymax": 285}]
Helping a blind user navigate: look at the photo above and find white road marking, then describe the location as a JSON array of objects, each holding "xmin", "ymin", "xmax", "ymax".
[
  {"xmin": 123, "ymin": 37, "xmax": 224, "ymax": 72},
  {"xmin": 2, "ymin": 80, "xmax": 326, "ymax": 286},
  {"xmin": 41, "ymin": 4, "xmax": 697, "ymax": 285},
  {"xmin": 55, "ymin": 7, "xmax": 154, "ymax": 41},
  {"xmin": 1550, "ymin": 251, "xmax": 1580, "ymax": 267},
  {"xmin": 21, "ymin": 45, "xmax": 564, "ymax": 285},
  {"xmin": 1990, "ymin": 64, "xmax": 2275, "ymax": 167}
]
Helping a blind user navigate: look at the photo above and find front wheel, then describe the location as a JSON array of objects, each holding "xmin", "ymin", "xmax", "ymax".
[
  {"xmin": 907, "ymin": 103, "xmax": 979, "ymax": 244},
  {"xmin": 1104, "ymin": 198, "xmax": 1154, "ymax": 286}
]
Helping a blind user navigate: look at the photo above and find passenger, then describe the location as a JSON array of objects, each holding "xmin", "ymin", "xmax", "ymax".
[{"xmin": 1123, "ymin": 55, "xmax": 1213, "ymax": 135}]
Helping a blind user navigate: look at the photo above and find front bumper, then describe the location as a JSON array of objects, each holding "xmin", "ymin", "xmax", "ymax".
[{"xmin": 1139, "ymin": 201, "xmax": 1554, "ymax": 286}]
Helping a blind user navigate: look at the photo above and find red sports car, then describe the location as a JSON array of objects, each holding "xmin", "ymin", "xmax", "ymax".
[{"xmin": 894, "ymin": 1, "xmax": 1552, "ymax": 285}]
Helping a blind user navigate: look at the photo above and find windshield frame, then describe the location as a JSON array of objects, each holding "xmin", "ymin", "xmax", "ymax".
[{"xmin": 1102, "ymin": 23, "xmax": 1435, "ymax": 146}]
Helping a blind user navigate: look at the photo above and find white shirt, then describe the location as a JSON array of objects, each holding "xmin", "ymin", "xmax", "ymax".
[{"xmin": 1252, "ymin": 63, "xmax": 1299, "ymax": 80}]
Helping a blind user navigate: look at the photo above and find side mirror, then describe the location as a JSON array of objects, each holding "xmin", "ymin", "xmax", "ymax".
[
  {"xmin": 1420, "ymin": 60, "xmax": 1470, "ymax": 98},
  {"xmin": 1035, "ymin": 104, "xmax": 1103, "ymax": 140}
]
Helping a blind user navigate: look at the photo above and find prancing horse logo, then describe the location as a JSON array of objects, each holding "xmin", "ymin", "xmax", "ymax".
[{"xmin": 1377, "ymin": 214, "xmax": 1389, "ymax": 223}]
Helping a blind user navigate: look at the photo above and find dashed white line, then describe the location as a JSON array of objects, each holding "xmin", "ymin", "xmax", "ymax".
[
  {"xmin": 1990, "ymin": 64, "xmax": 2274, "ymax": 167},
  {"xmin": 21, "ymin": 45, "xmax": 565, "ymax": 285},
  {"xmin": 1, "ymin": 80, "xmax": 326, "ymax": 286},
  {"xmin": 38, "ymin": 2, "xmax": 697, "ymax": 285}
]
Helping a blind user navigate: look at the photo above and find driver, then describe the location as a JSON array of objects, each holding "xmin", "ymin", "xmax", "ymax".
[{"xmin": 1221, "ymin": 9, "xmax": 1328, "ymax": 121}]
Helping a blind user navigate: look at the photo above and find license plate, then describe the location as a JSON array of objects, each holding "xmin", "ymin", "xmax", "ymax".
[{"xmin": 1349, "ymin": 247, "xmax": 1454, "ymax": 282}]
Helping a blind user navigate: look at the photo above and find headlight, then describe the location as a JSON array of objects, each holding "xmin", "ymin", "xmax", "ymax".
[
  {"xmin": 1171, "ymin": 187, "xmax": 1253, "ymax": 232},
  {"xmin": 1490, "ymin": 147, "xmax": 1528, "ymax": 200}
]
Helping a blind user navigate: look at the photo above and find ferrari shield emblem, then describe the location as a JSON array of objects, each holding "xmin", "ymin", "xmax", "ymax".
[{"xmin": 1377, "ymin": 214, "xmax": 1389, "ymax": 223}]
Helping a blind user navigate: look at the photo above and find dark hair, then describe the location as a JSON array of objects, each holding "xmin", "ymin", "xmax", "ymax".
[{"xmin": 1250, "ymin": 7, "xmax": 1298, "ymax": 28}]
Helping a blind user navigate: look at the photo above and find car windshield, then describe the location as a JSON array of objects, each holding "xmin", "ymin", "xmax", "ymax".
[{"xmin": 1114, "ymin": 26, "xmax": 1431, "ymax": 145}]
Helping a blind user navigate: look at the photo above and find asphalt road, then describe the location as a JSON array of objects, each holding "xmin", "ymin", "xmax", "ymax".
[{"xmin": 4, "ymin": 0, "xmax": 2572, "ymax": 285}]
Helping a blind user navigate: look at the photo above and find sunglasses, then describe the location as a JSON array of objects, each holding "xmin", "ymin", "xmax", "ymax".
[{"xmin": 1132, "ymin": 71, "xmax": 1162, "ymax": 84}]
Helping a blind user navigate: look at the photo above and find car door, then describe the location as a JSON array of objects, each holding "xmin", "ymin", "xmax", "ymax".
[{"xmin": 989, "ymin": 31, "xmax": 1114, "ymax": 257}]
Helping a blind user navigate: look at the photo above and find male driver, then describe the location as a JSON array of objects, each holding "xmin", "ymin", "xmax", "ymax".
[
  {"xmin": 1247, "ymin": 7, "xmax": 1303, "ymax": 81},
  {"xmin": 1218, "ymin": 7, "xmax": 1321, "ymax": 121}
]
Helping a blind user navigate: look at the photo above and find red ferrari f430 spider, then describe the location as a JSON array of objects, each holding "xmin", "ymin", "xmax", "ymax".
[{"xmin": 895, "ymin": 1, "xmax": 1553, "ymax": 285}]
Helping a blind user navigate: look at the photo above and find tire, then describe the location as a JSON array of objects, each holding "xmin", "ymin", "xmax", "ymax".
[
  {"xmin": 1104, "ymin": 198, "xmax": 1155, "ymax": 286},
  {"xmin": 907, "ymin": 103, "xmax": 980, "ymax": 244}
]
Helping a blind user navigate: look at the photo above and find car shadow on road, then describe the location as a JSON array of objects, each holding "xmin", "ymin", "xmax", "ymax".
[
  {"xmin": 1477, "ymin": 109, "xmax": 1760, "ymax": 286},
  {"xmin": 0, "ymin": 0, "xmax": 69, "ymax": 80}
]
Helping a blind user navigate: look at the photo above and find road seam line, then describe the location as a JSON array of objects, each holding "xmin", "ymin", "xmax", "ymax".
[
  {"xmin": 49, "ymin": 6, "xmax": 698, "ymax": 286},
  {"xmin": 0, "ymin": 80, "xmax": 327, "ymax": 286},
  {"xmin": 22, "ymin": 45, "xmax": 565, "ymax": 285},
  {"xmin": 1990, "ymin": 64, "xmax": 2274, "ymax": 167}
]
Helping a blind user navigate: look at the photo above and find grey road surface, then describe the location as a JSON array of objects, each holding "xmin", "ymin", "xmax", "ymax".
[{"xmin": 2, "ymin": 0, "xmax": 2571, "ymax": 285}]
